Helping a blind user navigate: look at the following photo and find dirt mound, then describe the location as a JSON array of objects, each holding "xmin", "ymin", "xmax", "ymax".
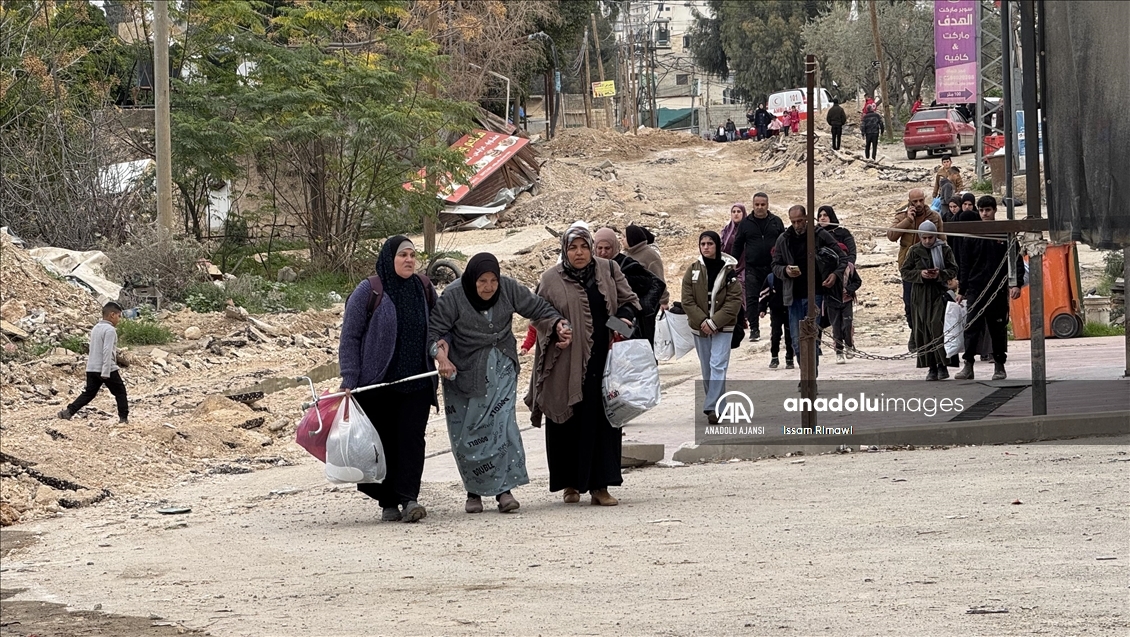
[
  {"xmin": 0, "ymin": 233, "xmax": 101, "ymax": 337},
  {"xmin": 543, "ymin": 126, "xmax": 707, "ymax": 160}
]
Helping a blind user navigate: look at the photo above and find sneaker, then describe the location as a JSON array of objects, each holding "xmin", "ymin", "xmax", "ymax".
[
  {"xmin": 936, "ymin": 365, "xmax": 950, "ymax": 380},
  {"xmin": 58, "ymin": 408, "xmax": 73, "ymax": 420},
  {"xmin": 769, "ymin": 357, "xmax": 780, "ymax": 369},
  {"xmin": 497, "ymin": 492, "xmax": 520, "ymax": 513},
  {"xmin": 118, "ymin": 417, "xmax": 129, "ymax": 425},
  {"xmin": 381, "ymin": 507, "xmax": 402, "ymax": 522},
  {"xmin": 750, "ymin": 330, "xmax": 761, "ymax": 342},
  {"xmin": 845, "ymin": 348, "xmax": 855, "ymax": 359},
  {"xmin": 785, "ymin": 359, "xmax": 795, "ymax": 370},
  {"xmin": 402, "ymin": 501, "xmax": 427, "ymax": 523},
  {"xmin": 465, "ymin": 495, "xmax": 483, "ymax": 514},
  {"xmin": 705, "ymin": 411, "xmax": 719, "ymax": 425},
  {"xmin": 835, "ymin": 352, "xmax": 846, "ymax": 364}
]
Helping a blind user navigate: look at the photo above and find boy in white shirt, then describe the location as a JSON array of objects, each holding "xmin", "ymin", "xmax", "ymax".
[{"xmin": 58, "ymin": 302, "xmax": 129, "ymax": 424}]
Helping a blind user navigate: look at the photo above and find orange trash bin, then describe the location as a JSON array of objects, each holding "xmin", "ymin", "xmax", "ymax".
[{"xmin": 1009, "ymin": 242, "xmax": 1083, "ymax": 339}]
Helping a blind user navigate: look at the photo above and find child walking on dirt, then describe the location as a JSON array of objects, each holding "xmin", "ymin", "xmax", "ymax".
[{"xmin": 58, "ymin": 302, "xmax": 129, "ymax": 424}]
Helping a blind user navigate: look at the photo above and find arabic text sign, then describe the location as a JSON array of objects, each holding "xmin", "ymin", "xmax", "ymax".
[
  {"xmin": 592, "ymin": 80, "xmax": 617, "ymax": 98},
  {"xmin": 442, "ymin": 130, "xmax": 530, "ymax": 203},
  {"xmin": 934, "ymin": 0, "xmax": 978, "ymax": 104}
]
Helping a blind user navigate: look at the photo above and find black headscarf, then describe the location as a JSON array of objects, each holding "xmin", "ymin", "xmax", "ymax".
[
  {"xmin": 625, "ymin": 224, "xmax": 647, "ymax": 248},
  {"xmin": 561, "ymin": 226, "xmax": 596, "ymax": 285},
  {"xmin": 699, "ymin": 231, "xmax": 724, "ymax": 288},
  {"xmin": 376, "ymin": 235, "xmax": 428, "ymax": 390},
  {"xmin": 817, "ymin": 205, "xmax": 839, "ymax": 225},
  {"xmin": 462, "ymin": 252, "xmax": 501, "ymax": 313}
]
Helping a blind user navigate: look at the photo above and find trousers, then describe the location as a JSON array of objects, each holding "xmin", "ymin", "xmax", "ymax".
[
  {"xmin": 67, "ymin": 371, "xmax": 128, "ymax": 419},
  {"xmin": 831, "ymin": 125, "xmax": 843, "ymax": 150},
  {"xmin": 788, "ymin": 297, "xmax": 823, "ymax": 369},
  {"xmin": 354, "ymin": 386, "xmax": 432, "ymax": 509},
  {"xmin": 695, "ymin": 331, "xmax": 733, "ymax": 414}
]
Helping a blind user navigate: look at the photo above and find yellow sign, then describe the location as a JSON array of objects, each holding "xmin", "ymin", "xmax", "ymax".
[{"xmin": 592, "ymin": 80, "xmax": 617, "ymax": 98}]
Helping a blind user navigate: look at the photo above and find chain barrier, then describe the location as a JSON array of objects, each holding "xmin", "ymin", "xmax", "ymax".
[{"xmin": 804, "ymin": 236, "xmax": 1021, "ymax": 362}]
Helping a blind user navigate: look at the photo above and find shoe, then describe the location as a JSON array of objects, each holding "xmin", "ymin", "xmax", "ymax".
[
  {"xmin": 982, "ymin": 354, "xmax": 994, "ymax": 362},
  {"xmin": 590, "ymin": 489, "xmax": 619, "ymax": 506},
  {"xmin": 836, "ymin": 352, "xmax": 846, "ymax": 364},
  {"xmin": 706, "ymin": 411, "xmax": 719, "ymax": 425},
  {"xmin": 497, "ymin": 492, "xmax": 520, "ymax": 513},
  {"xmin": 845, "ymin": 349, "xmax": 854, "ymax": 359},
  {"xmin": 563, "ymin": 488, "xmax": 581, "ymax": 504},
  {"xmin": 381, "ymin": 507, "xmax": 402, "ymax": 522},
  {"xmin": 936, "ymin": 365, "xmax": 950, "ymax": 380},
  {"xmin": 925, "ymin": 368, "xmax": 939, "ymax": 381},
  {"xmin": 786, "ymin": 359, "xmax": 795, "ymax": 370},
  {"xmin": 402, "ymin": 501, "xmax": 427, "ymax": 523},
  {"xmin": 992, "ymin": 363, "xmax": 1007, "ymax": 380},
  {"xmin": 769, "ymin": 358, "xmax": 780, "ymax": 369},
  {"xmin": 750, "ymin": 330, "xmax": 761, "ymax": 342},
  {"xmin": 954, "ymin": 361, "xmax": 974, "ymax": 380},
  {"xmin": 58, "ymin": 408, "xmax": 73, "ymax": 420},
  {"xmin": 118, "ymin": 417, "xmax": 129, "ymax": 425},
  {"xmin": 465, "ymin": 495, "xmax": 483, "ymax": 514}
]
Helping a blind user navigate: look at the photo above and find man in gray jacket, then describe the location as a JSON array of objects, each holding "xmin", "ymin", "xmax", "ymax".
[{"xmin": 59, "ymin": 302, "xmax": 129, "ymax": 424}]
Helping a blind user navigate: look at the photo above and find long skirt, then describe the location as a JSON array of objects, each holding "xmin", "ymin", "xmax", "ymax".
[
  {"xmin": 444, "ymin": 348, "xmax": 529, "ymax": 497},
  {"xmin": 545, "ymin": 374, "xmax": 623, "ymax": 494}
]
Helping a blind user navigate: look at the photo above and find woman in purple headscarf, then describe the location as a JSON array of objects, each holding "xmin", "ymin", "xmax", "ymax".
[{"xmin": 720, "ymin": 203, "xmax": 747, "ymax": 309}]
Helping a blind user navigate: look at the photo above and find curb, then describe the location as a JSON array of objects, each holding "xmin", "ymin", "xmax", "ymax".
[{"xmin": 671, "ymin": 410, "xmax": 1130, "ymax": 463}]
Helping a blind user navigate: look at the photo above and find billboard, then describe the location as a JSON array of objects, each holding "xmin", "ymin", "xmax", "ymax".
[
  {"xmin": 934, "ymin": 0, "xmax": 978, "ymax": 104},
  {"xmin": 592, "ymin": 80, "xmax": 617, "ymax": 98},
  {"xmin": 404, "ymin": 129, "xmax": 529, "ymax": 204}
]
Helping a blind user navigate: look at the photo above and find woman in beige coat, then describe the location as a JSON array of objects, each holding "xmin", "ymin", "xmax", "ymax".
[
  {"xmin": 681, "ymin": 231, "xmax": 742, "ymax": 424},
  {"xmin": 525, "ymin": 226, "xmax": 640, "ymax": 506}
]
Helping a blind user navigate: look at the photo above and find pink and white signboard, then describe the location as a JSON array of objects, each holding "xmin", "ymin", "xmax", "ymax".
[{"xmin": 934, "ymin": 0, "xmax": 978, "ymax": 104}]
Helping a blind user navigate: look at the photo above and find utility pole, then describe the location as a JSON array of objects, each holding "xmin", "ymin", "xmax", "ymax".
[
  {"xmin": 625, "ymin": 2, "xmax": 638, "ymax": 132},
  {"xmin": 649, "ymin": 38, "xmax": 659, "ymax": 128},
  {"xmin": 423, "ymin": 7, "xmax": 439, "ymax": 255},
  {"xmin": 583, "ymin": 27, "xmax": 594, "ymax": 128},
  {"xmin": 153, "ymin": 0, "xmax": 174, "ymax": 234},
  {"xmin": 1019, "ymin": 0, "xmax": 1046, "ymax": 415},
  {"xmin": 802, "ymin": 54, "xmax": 818, "ymax": 426},
  {"xmin": 591, "ymin": 13, "xmax": 613, "ymax": 128},
  {"xmin": 868, "ymin": 0, "xmax": 894, "ymax": 141}
]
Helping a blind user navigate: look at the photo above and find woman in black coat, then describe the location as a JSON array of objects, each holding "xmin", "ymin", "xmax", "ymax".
[
  {"xmin": 594, "ymin": 227, "xmax": 666, "ymax": 345},
  {"xmin": 817, "ymin": 206, "xmax": 860, "ymax": 363}
]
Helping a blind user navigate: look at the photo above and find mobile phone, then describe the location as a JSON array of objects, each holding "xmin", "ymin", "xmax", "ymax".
[{"xmin": 606, "ymin": 316, "xmax": 634, "ymax": 338}]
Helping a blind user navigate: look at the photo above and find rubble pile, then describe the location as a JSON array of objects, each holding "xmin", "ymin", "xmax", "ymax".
[{"xmin": 543, "ymin": 126, "xmax": 708, "ymax": 160}]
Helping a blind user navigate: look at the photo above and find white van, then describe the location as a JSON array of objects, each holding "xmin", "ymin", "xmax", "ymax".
[{"xmin": 766, "ymin": 88, "xmax": 833, "ymax": 121}]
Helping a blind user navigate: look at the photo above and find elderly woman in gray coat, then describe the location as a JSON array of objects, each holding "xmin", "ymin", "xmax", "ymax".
[{"xmin": 429, "ymin": 253, "xmax": 571, "ymax": 514}]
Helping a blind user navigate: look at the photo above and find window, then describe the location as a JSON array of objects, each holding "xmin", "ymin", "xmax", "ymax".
[{"xmin": 676, "ymin": 74, "xmax": 690, "ymax": 86}]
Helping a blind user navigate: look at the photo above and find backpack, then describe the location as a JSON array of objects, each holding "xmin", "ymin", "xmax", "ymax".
[{"xmin": 355, "ymin": 273, "xmax": 437, "ymax": 321}]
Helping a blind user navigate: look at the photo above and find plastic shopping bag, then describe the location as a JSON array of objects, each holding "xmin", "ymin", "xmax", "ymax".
[
  {"xmin": 295, "ymin": 391, "xmax": 345, "ymax": 463},
  {"xmin": 653, "ymin": 310, "xmax": 675, "ymax": 361},
  {"xmin": 325, "ymin": 395, "xmax": 387, "ymax": 484},
  {"xmin": 666, "ymin": 305, "xmax": 696, "ymax": 360},
  {"xmin": 944, "ymin": 300, "xmax": 966, "ymax": 358},
  {"xmin": 603, "ymin": 339, "xmax": 661, "ymax": 428}
]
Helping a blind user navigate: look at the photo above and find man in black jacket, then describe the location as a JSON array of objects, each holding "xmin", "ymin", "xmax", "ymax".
[
  {"xmin": 733, "ymin": 192, "xmax": 785, "ymax": 341},
  {"xmin": 860, "ymin": 105, "xmax": 884, "ymax": 160},
  {"xmin": 826, "ymin": 99, "xmax": 847, "ymax": 150},
  {"xmin": 771, "ymin": 205, "xmax": 848, "ymax": 372},
  {"xmin": 754, "ymin": 104, "xmax": 772, "ymax": 140},
  {"xmin": 954, "ymin": 196, "xmax": 1025, "ymax": 380}
]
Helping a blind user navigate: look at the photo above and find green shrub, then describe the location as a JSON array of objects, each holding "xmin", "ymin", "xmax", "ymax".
[
  {"xmin": 1081, "ymin": 322, "xmax": 1125, "ymax": 338},
  {"xmin": 183, "ymin": 272, "xmax": 353, "ymax": 314},
  {"xmin": 970, "ymin": 178, "xmax": 993, "ymax": 194},
  {"xmin": 58, "ymin": 334, "xmax": 88, "ymax": 354},
  {"xmin": 183, "ymin": 282, "xmax": 230, "ymax": 313},
  {"xmin": 117, "ymin": 318, "xmax": 173, "ymax": 346}
]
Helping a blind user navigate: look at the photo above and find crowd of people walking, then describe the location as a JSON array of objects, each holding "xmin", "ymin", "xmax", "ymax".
[{"xmin": 324, "ymin": 144, "xmax": 1023, "ymax": 522}]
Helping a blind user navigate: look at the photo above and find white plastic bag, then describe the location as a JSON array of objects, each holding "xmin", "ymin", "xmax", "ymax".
[
  {"xmin": 325, "ymin": 395, "xmax": 387, "ymax": 484},
  {"xmin": 653, "ymin": 310, "xmax": 675, "ymax": 361},
  {"xmin": 944, "ymin": 300, "xmax": 966, "ymax": 358},
  {"xmin": 603, "ymin": 339, "xmax": 661, "ymax": 428},
  {"xmin": 667, "ymin": 309, "xmax": 696, "ymax": 360}
]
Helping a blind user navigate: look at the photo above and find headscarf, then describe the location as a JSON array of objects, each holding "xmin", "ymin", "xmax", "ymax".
[
  {"xmin": 461, "ymin": 252, "xmax": 501, "ymax": 313},
  {"xmin": 961, "ymin": 192, "xmax": 977, "ymax": 206},
  {"xmin": 699, "ymin": 231, "xmax": 724, "ymax": 288},
  {"xmin": 721, "ymin": 203, "xmax": 746, "ymax": 254},
  {"xmin": 918, "ymin": 220, "xmax": 945, "ymax": 270},
  {"xmin": 375, "ymin": 235, "xmax": 428, "ymax": 390},
  {"xmin": 593, "ymin": 227, "xmax": 621, "ymax": 258},
  {"xmin": 561, "ymin": 225, "xmax": 596, "ymax": 285},
  {"xmin": 625, "ymin": 224, "xmax": 648, "ymax": 248},
  {"xmin": 817, "ymin": 205, "xmax": 839, "ymax": 225}
]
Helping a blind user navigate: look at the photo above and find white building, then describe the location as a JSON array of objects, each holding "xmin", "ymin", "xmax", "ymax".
[{"xmin": 614, "ymin": 0, "xmax": 737, "ymax": 129}]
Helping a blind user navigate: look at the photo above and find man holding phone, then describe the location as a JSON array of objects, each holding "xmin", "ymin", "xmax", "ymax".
[
  {"xmin": 771, "ymin": 205, "xmax": 848, "ymax": 373},
  {"xmin": 887, "ymin": 188, "xmax": 944, "ymax": 349}
]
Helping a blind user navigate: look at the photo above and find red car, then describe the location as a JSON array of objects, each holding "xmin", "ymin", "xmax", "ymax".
[{"xmin": 903, "ymin": 108, "xmax": 976, "ymax": 159}]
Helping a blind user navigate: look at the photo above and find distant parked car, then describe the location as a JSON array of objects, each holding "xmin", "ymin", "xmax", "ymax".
[{"xmin": 903, "ymin": 108, "xmax": 976, "ymax": 159}]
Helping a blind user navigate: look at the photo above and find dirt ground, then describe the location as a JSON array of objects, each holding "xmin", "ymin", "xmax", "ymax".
[
  {"xmin": 1, "ymin": 125, "xmax": 1126, "ymax": 635},
  {"xmin": 2, "ymin": 439, "xmax": 1127, "ymax": 636}
]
